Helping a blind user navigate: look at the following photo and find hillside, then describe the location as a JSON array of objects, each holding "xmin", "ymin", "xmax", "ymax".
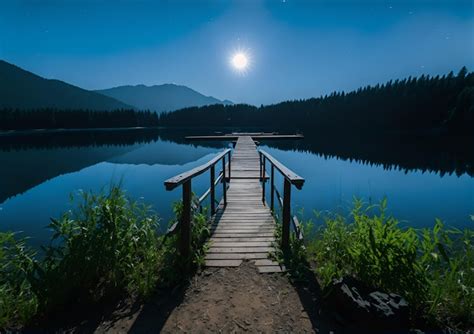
[
  {"xmin": 158, "ymin": 67, "xmax": 474, "ymax": 134},
  {"xmin": 0, "ymin": 60, "xmax": 131, "ymax": 110},
  {"xmin": 96, "ymin": 84, "xmax": 232, "ymax": 113}
]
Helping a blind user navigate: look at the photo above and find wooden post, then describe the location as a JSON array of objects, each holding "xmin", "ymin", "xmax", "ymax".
[
  {"xmin": 259, "ymin": 153, "xmax": 263, "ymax": 181},
  {"xmin": 270, "ymin": 165, "xmax": 275, "ymax": 212},
  {"xmin": 262, "ymin": 156, "xmax": 266, "ymax": 204},
  {"xmin": 282, "ymin": 178, "xmax": 291, "ymax": 250},
  {"xmin": 228, "ymin": 151, "xmax": 232, "ymax": 180},
  {"xmin": 222, "ymin": 156, "xmax": 227, "ymax": 206},
  {"xmin": 181, "ymin": 180, "xmax": 192, "ymax": 259},
  {"xmin": 210, "ymin": 165, "xmax": 215, "ymax": 215}
]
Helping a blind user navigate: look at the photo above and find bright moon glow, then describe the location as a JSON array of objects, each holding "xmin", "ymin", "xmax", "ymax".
[{"xmin": 231, "ymin": 52, "xmax": 249, "ymax": 71}]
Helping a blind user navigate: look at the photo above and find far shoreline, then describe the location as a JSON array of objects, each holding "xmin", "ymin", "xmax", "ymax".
[{"xmin": 0, "ymin": 126, "xmax": 163, "ymax": 137}]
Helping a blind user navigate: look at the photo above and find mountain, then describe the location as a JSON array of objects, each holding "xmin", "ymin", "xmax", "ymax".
[
  {"xmin": 0, "ymin": 60, "xmax": 131, "ymax": 110},
  {"xmin": 96, "ymin": 84, "xmax": 232, "ymax": 113}
]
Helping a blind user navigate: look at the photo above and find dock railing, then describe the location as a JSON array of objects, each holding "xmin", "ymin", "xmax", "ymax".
[
  {"xmin": 258, "ymin": 150, "xmax": 305, "ymax": 249},
  {"xmin": 164, "ymin": 148, "xmax": 232, "ymax": 258}
]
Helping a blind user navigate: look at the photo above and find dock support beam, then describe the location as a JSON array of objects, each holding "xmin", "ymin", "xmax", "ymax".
[
  {"xmin": 210, "ymin": 166, "xmax": 215, "ymax": 215},
  {"xmin": 222, "ymin": 156, "xmax": 227, "ymax": 207},
  {"xmin": 180, "ymin": 180, "xmax": 192, "ymax": 259},
  {"xmin": 262, "ymin": 156, "xmax": 266, "ymax": 204},
  {"xmin": 282, "ymin": 179, "xmax": 291, "ymax": 250},
  {"xmin": 270, "ymin": 165, "xmax": 275, "ymax": 212}
]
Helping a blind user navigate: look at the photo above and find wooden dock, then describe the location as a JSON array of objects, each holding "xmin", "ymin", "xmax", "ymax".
[
  {"xmin": 206, "ymin": 136, "xmax": 282, "ymax": 273},
  {"xmin": 164, "ymin": 133, "xmax": 305, "ymax": 274},
  {"xmin": 185, "ymin": 133, "xmax": 304, "ymax": 141}
]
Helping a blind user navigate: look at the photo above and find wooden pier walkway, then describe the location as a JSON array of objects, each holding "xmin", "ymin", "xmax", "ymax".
[
  {"xmin": 206, "ymin": 136, "xmax": 281, "ymax": 273},
  {"xmin": 165, "ymin": 134, "xmax": 305, "ymax": 274}
]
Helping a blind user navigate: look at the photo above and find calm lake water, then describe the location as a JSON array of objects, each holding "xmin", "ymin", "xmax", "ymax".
[{"xmin": 0, "ymin": 129, "xmax": 472, "ymax": 248}]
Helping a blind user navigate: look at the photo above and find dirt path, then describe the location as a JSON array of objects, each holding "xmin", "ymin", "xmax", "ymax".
[{"xmin": 95, "ymin": 261, "xmax": 336, "ymax": 333}]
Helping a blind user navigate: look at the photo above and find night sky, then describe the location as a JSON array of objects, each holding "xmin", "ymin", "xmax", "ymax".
[{"xmin": 1, "ymin": 0, "xmax": 473, "ymax": 105}]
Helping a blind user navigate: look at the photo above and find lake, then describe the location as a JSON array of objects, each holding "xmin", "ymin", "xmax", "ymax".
[{"xmin": 0, "ymin": 129, "xmax": 472, "ymax": 249}]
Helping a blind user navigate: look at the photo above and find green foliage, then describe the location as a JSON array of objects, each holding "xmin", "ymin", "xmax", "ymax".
[
  {"xmin": 158, "ymin": 199, "xmax": 210, "ymax": 285},
  {"xmin": 33, "ymin": 186, "xmax": 161, "ymax": 313},
  {"xmin": 422, "ymin": 226, "xmax": 474, "ymax": 327},
  {"xmin": 271, "ymin": 215, "xmax": 314, "ymax": 281},
  {"xmin": 0, "ymin": 186, "xmax": 213, "ymax": 329},
  {"xmin": 0, "ymin": 233, "xmax": 38, "ymax": 328},
  {"xmin": 301, "ymin": 199, "xmax": 473, "ymax": 328}
]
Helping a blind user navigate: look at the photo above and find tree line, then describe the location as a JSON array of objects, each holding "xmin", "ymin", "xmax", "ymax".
[
  {"xmin": 0, "ymin": 109, "xmax": 159, "ymax": 130},
  {"xmin": 158, "ymin": 67, "xmax": 474, "ymax": 135},
  {"xmin": 1, "ymin": 67, "xmax": 472, "ymax": 135}
]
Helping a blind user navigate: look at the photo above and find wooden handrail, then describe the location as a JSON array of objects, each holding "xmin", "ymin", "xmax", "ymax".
[
  {"xmin": 198, "ymin": 172, "xmax": 223, "ymax": 204},
  {"xmin": 259, "ymin": 150, "xmax": 305, "ymax": 189},
  {"xmin": 164, "ymin": 149, "xmax": 231, "ymax": 191},
  {"xmin": 258, "ymin": 150, "xmax": 305, "ymax": 249},
  {"xmin": 164, "ymin": 148, "xmax": 232, "ymax": 260}
]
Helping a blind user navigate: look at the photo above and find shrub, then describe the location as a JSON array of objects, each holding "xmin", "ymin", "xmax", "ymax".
[
  {"xmin": 299, "ymin": 199, "xmax": 473, "ymax": 328},
  {"xmin": 33, "ymin": 186, "xmax": 161, "ymax": 314},
  {"xmin": 158, "ymin": 199, "xmax": 210, "ymax": 285},
  {"xmin": 0, "ymin": 186, "xmax": 213, "ymax": 329},
  {"xmin": 0, "ymin": 233, "xmax": 38, "ymax": 328}
]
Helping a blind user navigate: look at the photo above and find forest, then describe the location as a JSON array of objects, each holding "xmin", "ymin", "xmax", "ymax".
[
  {"xmin": 158, "ymin": 67, "xmax": 473, "ymax": 134},
  {"xmin": 0, "ymin": 109, "xmax": 159, "ymax": 130},
  {"xmin": 0, "ymin": 67, "xmax": 472, "ymax": 135}
]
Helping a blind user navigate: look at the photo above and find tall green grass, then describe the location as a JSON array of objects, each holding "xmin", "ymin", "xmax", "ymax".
[
  {"xmin": 34, "ymin": 186, "xmax": 161, "ymax": 315},
  {"xmin": 0, "ymin": 233, "xmax": 38, "ymax": 328},
  {"xmin": 298, "ymin": 199, "xmax": 474, "ymax": 329},
  {"xmin": 158, "ymin": 200, "xmax": 210, "ymax": 284},
  {"xmin": 0, "ymin": 186, "xmax": 210, "ymax": 329}
]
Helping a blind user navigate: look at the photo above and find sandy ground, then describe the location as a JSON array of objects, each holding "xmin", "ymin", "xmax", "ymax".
[{"xmin": 93, "ymin": 261, "xmax": 336, "ymax": 333}]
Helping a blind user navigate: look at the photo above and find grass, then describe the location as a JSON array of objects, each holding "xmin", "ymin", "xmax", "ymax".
[
  {"xmin": 2, "ymin": 187, "xmax": 471, "ymax": 330},
  {"xmin": 280, "ymin": 198, "xmax": 473, "ymax": 330},
  {"xmin": 0, "ymin": 186, "xmax": 211, "ymax": 329},
  {"xmin": 34, "ymin": 186, "xmax": 162, "ymax": 315},
  {"xmin": 158, "ymin": 200, "xmax": 211, "ymax": 285},
  {"xmin": 0, "ymin": 233, "xmax": 38, "ymax": 328}
]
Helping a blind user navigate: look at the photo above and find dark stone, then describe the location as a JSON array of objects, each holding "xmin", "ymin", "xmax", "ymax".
[{"xmin": 322, "ymin": 276, "xmax": 410, "ymax": 331}]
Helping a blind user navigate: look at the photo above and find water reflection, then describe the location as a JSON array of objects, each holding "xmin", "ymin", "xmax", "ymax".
[
  {"xmin": 0, "ymin": 129, "xmax": 226, "ymax": 203},
  {"xmin": 0, "ymin": 128, "xmax": 472, "ymax": 248}
]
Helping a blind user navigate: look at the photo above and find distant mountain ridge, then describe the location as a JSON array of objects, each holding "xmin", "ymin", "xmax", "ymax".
[
  {"xmin": 96, "ymin": 84, "xmax": 232, "ymax": 113},
  {"xmin": 0, "ymin": 60, "xmax": 131, "ymax": 110}
]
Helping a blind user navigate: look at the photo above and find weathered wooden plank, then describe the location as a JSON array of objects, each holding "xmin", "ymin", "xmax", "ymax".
[
  {"xmin": 211, "ymin": 227, "xmax": 274, "ymax": 232},
  {"xmin": 211, "ymin": 229, "xmax": 275, "ymax": 234},
  {"xmin": 253, "ymin": 259, "xmax": 281, "ymax": 266},
  {"xmin": 210, "ymin": 241, "xmax": 273, "ymax": 247},
  {"xmin": 208, "ymin": 247, "xmax": 274, "ymax": 253},
  {"xmin": 212, "ymin": 223, "xmax": 274, "ymax": 227},
  {"xmin": 258, "ymin": 266, "xmax": 285, "ymax": 273},
  {"xmin": 209, "ymin": 237, "xmax": 275, "ymax": 242},
  {"xmin": 212, "ymin": 232, "xmax": 275, "ymax": 238},
  {"xmin": 211, "ymin": 225, "xmax": 274, "ymax": 230},
  {"xmin": 206, "ymin": 253, "xmax": 269, "ymax": 260},
  {"xmin": 205, "ymin": 259, "xmax": 243, "ymax": 267}
]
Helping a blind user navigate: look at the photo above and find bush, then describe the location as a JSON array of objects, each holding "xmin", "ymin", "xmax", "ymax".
[
  {"xmin": 0, "ymin": 233, "xmax": 38, "ymax": 328},
  {"xmin": 303, "ymin": 199, "xmax": 474, "ymax": 328},
  {"xmin": 0, "ymin": 186, "xmax": 213, "ymax": 329},
  {"xmin": 33, "ymin": 186, "xmax": 161, "ymax": 314},
  {"xmin": 158, "ymin": 199, "xmax": 211, "ymax": 285}
]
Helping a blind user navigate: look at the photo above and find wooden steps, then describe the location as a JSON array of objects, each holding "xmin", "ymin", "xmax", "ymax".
[{"xmin": 205, "ymin": 136, "xmax": 284, "ymax": 274}]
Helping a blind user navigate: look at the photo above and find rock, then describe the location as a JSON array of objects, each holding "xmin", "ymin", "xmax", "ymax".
[
  {"xmin": 369, "ymin": 291, "xmax": 409, "ymax": 325},
  {"xmin": 322, "ymin": 276, "xmax": 409, "ymax": 331}
]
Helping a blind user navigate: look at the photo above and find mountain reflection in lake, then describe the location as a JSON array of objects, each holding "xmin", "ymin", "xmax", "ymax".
[{"xmin": 0, "ymin": 129, "xmax": 472, "ymax": 248}]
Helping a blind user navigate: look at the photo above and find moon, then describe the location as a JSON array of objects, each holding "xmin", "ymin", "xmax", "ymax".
[{"xmin": 231, "ymin": 52, "xmax": 249, "ymax": 71}]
